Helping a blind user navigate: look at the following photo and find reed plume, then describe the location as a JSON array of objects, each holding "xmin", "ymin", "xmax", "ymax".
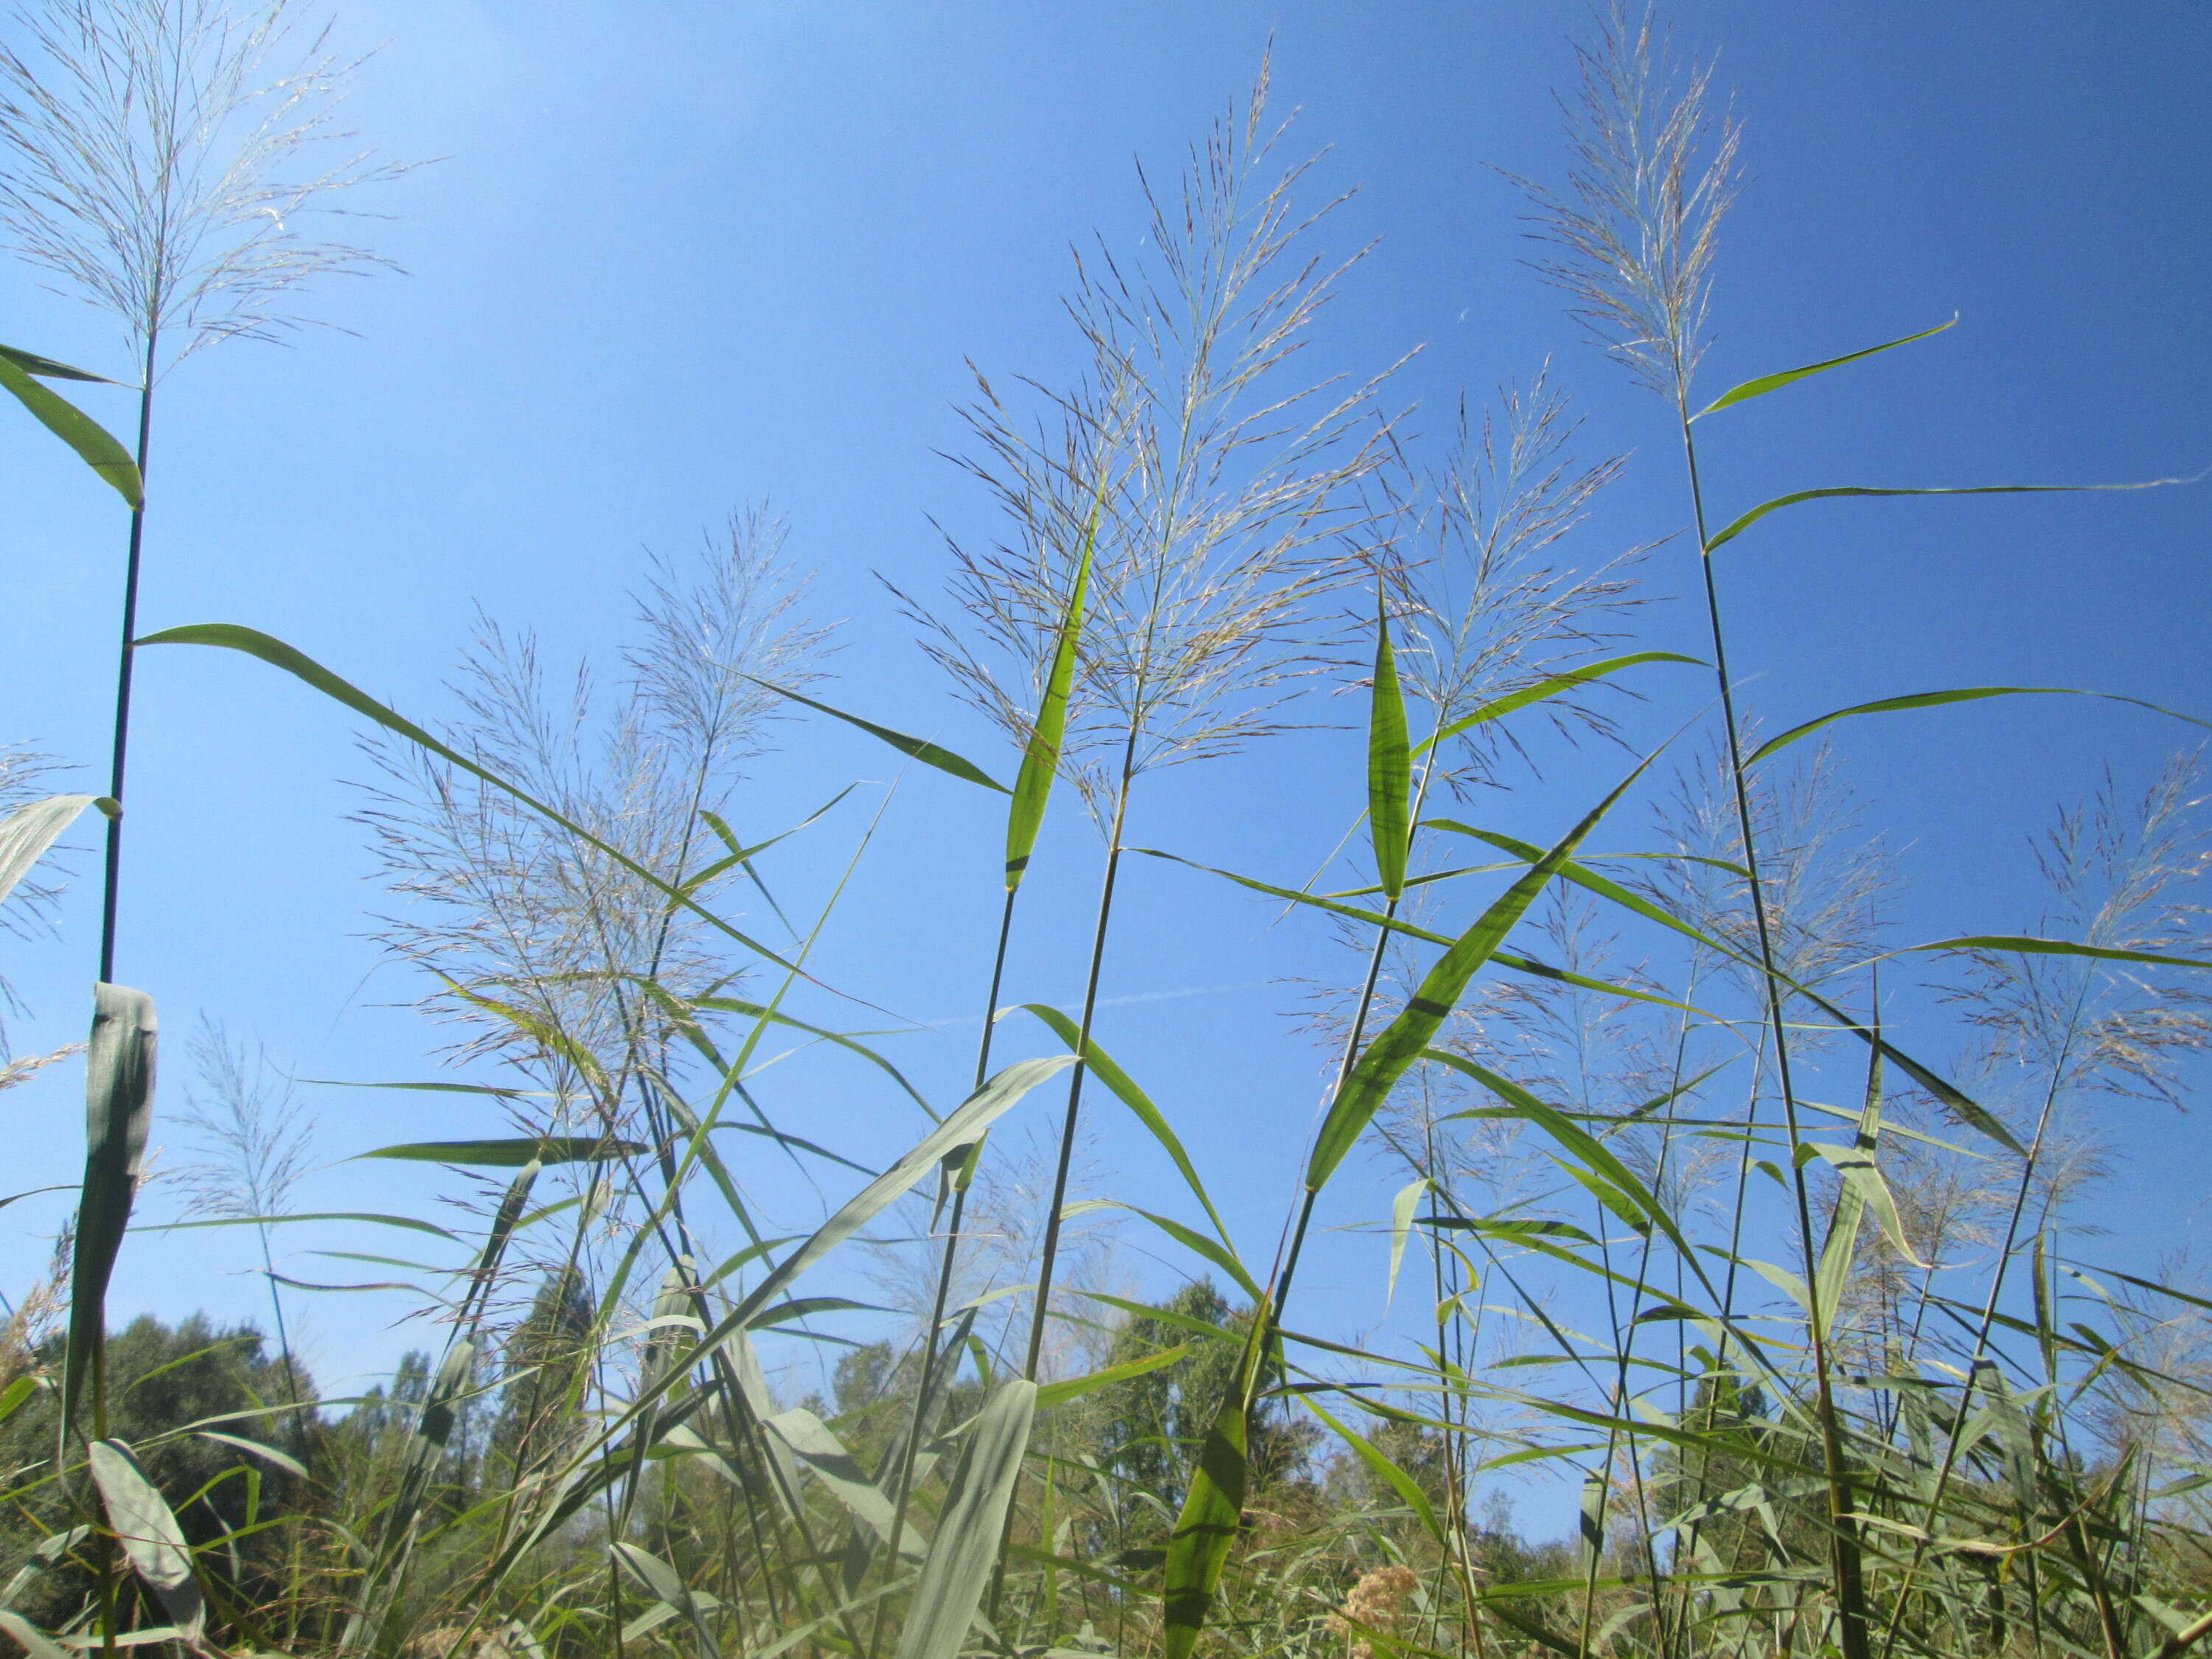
[
  {"xmin": 0, "ymin": 0, "xmax": 403, "ymax": 979},
  {"xmin": 905, "ymin": 61, "xmax": 1399, "ymax": 1381}
]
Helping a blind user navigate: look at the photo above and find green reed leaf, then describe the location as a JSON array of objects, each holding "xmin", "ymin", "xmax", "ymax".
[
  {"xmin": 611, "ymin": 1541, "xmax": 724, "ymax": 1659},
  {"xmin": 745, "ymin": 677, "xmax": 1008, "ymax": 793},
  {"xmin": 1035, "ymin": 1344, "xmax": 1191, "ymax": 1411},
  {"xmin": 1007, "ymin": 503, "xmax": 1095, "ymax": 888},
  {"xmin": 1815, "ymin": 1045, "xmax": 1885, "ymax": 1330},
  {"xmin": 1747, "ymin": 684, "xmax": 2211, "ymax": 763},
  {"xmin": 1430, "ymin": 819, "xmax": 2032, "ymax": 1161},
  {"xmin": 0, "ymin": 342, "xmax": 119, "ymax": 383},
  {"xmin": 1427, "ymin": 820, "xmax": 1734, "ymax": 959},
  {"xmin": 1703, "ymin": 475, "xmax": 2191, "ymax": 553},
  {"xmin": 764, "ymin": 1408, "xmax": 913, "ymax": 1551},
  {"xmin": 1162, "ymin": 1312, "xmax": 1265, "ymax": 1659},
  {"xmin": 1015, "ymin": 1003, "xmax": 1233, "ymax": 1245},
  {"xmin": 692, "ymin": 993, "xmax": 931, "ymax": 1109},
  {"xmin": 135, "ymin": 625, "xmax": 818, "ymax": 981},
  {"xmin": 193, "ymin": 1430, "xmax": 308, "ymax": 1478},
  {"xmin": 1368, "ymin": 592, "xmax": 1411, "ymax": 899},
  {"xmin": 0, "ymin": 351, "xmax": 140, "ymax": 507},
  {"xmin": 1307, "ymin": 1394, "xmax": 1444, "ymax": 1543},
  {"xmin": 1069, "ymin": 1200, "xmax": 1261, "ymax": 1304},
  {"xmin": 895, "ymin": 1378, "xmax": 1037, "ymax": 1659},
  {"xmin": 1129, "ymin": 846, "xmax": 1715, "ymax": 1020},
  {"xmin": 1896, "ymin": 934, "xmax": 2212, "ymax": 970},
  {"xmin": 87, "ymin": 1439, "xmax": 204, "ymax": 1641},
  {"xmin": 142, "ymin": 1211, "xmax": 462, "ymax": 1240},
  {"xmin": 1692, "ymin": 317, "xmax": 1955, "ymax": 418},
  {"xmin": 356, "ymin": 1137, "xmax": 644, "ymax": 1166},
  {"xmin": 526, "ymin": 1054, "xmax": 1076, "ymax": 1535},
  {"xmin": 1306, "ymin": 757, "xmax": 1652, "ymax": 1194},
  {"xmin": 1411, "ymin": 652, "xmax": 1703, "ymax": 759},
  {"xmin": 1385, "ymin": 1176, "xmax": 1428, "ymax": 1311},
  {"xmin": 64, "ymin": 984, "xmax": 156, "ymax": 1441}
]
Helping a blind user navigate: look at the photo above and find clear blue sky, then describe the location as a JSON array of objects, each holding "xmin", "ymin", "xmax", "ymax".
[{"xmin": 2, "ymin": 0, "xmax": 2207, "ymax": 1528}]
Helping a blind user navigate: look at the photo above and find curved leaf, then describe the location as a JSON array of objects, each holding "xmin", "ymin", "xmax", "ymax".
[
  {"xmin": 1015, "ymin": 1003, "xmax": 1232, "ymax": 1244},
  {"xmin": 1007, "ymin": 503, "xmax": 1095, "ymax": 888},
  {"xmin": 1704, "ymin": 475, "xmax": 2190, "ymax": 554},
  {"xmin": 1034, "ymin": 1345, "xmax": 1191, "ymax": 1411},
  {"xmin": 1069, "ymin": 1200, "xmax": 1260, "ymax": 1303},
  {"xmin": 693, "ymin": 994, "xmax": 928, "ymax": 1109},
  {"xmin": 0, "ymin": 342, "xmax": 119, "ymax": 383},
  {"xmin": 1367, "ymin": 594, "xmax": 1410, "ymax": 899},
  {"xmin": 1307, "ymin": 1396, "xmax": 1443, "ymax": 1542},
  {"xmin": 0, "ymin": 352, "xmax": 139, "ymax": 507},
  {"xmin": 1306, "ymin": 756, "xmax": 1653, "ymax": 1194},
  {"xmin": 193, "ymin": 1430, "xmax": 308, "ymax": 1478},
  {"xmin": 1692, "ymin": 316, "xmax": 1955, "ymax": 418},
  {"xmin": 1747, "ymin": 684, "xmax": 2211, "ymax": 763},
  {"xmin": 65, "ymin": 985, "xmax": 157, "ymax": 1440},
  {"xmin": 894, "ymin": 1380, "xmax": 1038, "ymax": 1659},
  {"xmin": 87, "ymin": 1440, "xmax": 203, "ymax": 1641},
  {"xmin": 1127, "ymin": 846, "xmax": 1714, "ymax": 1020},
  {"xmin": 1385, "ymin": 1177, "xmax": 1428, "ymax": 1311},
  {"xmin": 744, "ymin": 678, "xmax": 1007, "ymax": 793},
  {"xmin": 142, "ymin": 1211, "xmax": 462, "ymax": 1241},
  {"xmin": 763, "ymin": 1408, "xmax": 911, "ymax": 1549},
  {"xmin": 0, "ymin": 1613, "xmax": 72, "ymax": 1659},
  {"xmin": 133, "ymin": 625, "xmax": 815, "ymax": 979},
  {"xmin": 1893, "ymin": 934, "xmax": 2212, "ymax": 971},
  {"xmin": 1411, "ymin": 652, "xmax": 1702, "ymax": 759},
  {"xmin": 357, "ymin": 1137, "xmax": 644, "ymax": 1166}
]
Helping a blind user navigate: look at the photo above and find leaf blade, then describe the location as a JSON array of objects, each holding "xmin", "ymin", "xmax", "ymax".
[
  {"xmin": 1305, "ymin": 757, "xmax": 1653, "ymax": 1193},
  {"xmin": 1704, "ymin": 476, "xmax": 2191, "ymax": 554},
  {"xmin": 0, "ymin": 794, "xmax": 108, "ymax": 910},
  {"xmin": 1367, "ymin": 593, "xmax": 1411, "ymax": 900},
  {"xmin": 1411, "ymin": 652, "xmax": 1702, "ymax": 759},
  {"xmin": 87, "ymin": 1440, "xmax": 204, "ymax": 1641},
  {"xmin": 893, "ymin": 1380, "xmax": 1038, "ymax": 1659},
  {"xmin": 1692, "ymin": 317, "xmax": 1955, "ymax": 418},
  {"xmin": 355, "ymin": 1137, "xmax": 645, "ymax": 1166},
  {"xmin": 1006, "ymin": 503, "xmax": 1095, "ymax": 888},
  {"xmin": 65, "ymin": 985, "xmax": 157, "ymax": 1440},
  {"xmin": 0, "ymin": 352, "xmax": 140, "ymax": 507},
  {"xmin": 745, "ymin": 678, "xmax": 1009, "ymax": 793},
  {"xmin": 1747, "ymin": 685, "xmax": 2211, "ymax": 764}
]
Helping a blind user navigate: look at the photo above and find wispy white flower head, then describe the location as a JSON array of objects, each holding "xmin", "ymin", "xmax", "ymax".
[{"xmin": 0, "ymin": 0, "xmax": 406, "ymax": 372}]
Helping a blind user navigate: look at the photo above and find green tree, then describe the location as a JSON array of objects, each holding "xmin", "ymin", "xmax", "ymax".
[
  {"xmin": 489, "ymin": 1267, "xmax": 595, "ymax": 1484},
  {"xmin": 0, "ymin": 1314, "xmax": 313, "ymax": 1634},
  {"xmin": 1087, "ymin": 1279, "xmax": 1318, "ymax": 1550}
]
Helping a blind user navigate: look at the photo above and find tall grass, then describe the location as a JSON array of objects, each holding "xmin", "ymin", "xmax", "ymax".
[
  {"xmin": 4, "ymin": 8, "xmax": 2212, "ymax": 1659},
  {"xmin": 0, "ymin": 0, "xmax": 403, "ymax": 979}
]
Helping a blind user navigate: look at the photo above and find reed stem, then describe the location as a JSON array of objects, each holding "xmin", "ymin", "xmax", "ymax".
[{"xmin": 98, "ymin": 329, "xmax": 159, "ymax": 984}]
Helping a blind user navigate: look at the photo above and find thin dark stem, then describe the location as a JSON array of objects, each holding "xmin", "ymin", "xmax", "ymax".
[
  {"xmin": 1021, "ymin": 734, "xmax": 1140, "ymax": 1382},
  {"xmin": 1877, "ymin": 968, "xmax": 2098, "ymax": 1659},
  {"xmin": 1677, "ymin": 397, "xmax": 1868, "ymax": 1659},
  {"xmin": 1266, "ymin": 709, "xmax": 1447, "ymax": 1403},
  {"xmin": 1266, "ymin": 915, "xmax": 1388, "ymax": 1330},
  {"xmin": 99, "ymin": 331, "xmax": 159, "ymax": 984},
  {"xmin": 871, "ymin": 885, "xmax": 1019, "ymax": 1657}
]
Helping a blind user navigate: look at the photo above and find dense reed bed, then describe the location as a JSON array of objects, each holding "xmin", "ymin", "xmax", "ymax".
[{"xmin": 2, "ymin": 7, "xmax": 2209, "ymax": 1659}]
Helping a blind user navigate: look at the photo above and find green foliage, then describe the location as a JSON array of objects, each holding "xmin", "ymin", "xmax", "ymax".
[
  {"xmin": 7, "ymin": 13, "xmax": 2212, "ymax": 1659},
  {"xmin": 0, "ymin": 1316, "xmax": 312, "ymax": 1634}
]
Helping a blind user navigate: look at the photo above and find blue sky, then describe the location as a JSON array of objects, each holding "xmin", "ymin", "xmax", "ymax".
[{"xmin": 1, "ymin": 0, "xmax": 2208, "ymax": 1530}]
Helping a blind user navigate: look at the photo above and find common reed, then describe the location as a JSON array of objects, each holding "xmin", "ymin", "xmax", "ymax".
[
  {"xmin": 0, "ymin": 0, "xmax": 402, "ymax": 979},
  {"xmin": 2, "ymin": 12, "xmax": 2208, "ymax": 1659}
]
